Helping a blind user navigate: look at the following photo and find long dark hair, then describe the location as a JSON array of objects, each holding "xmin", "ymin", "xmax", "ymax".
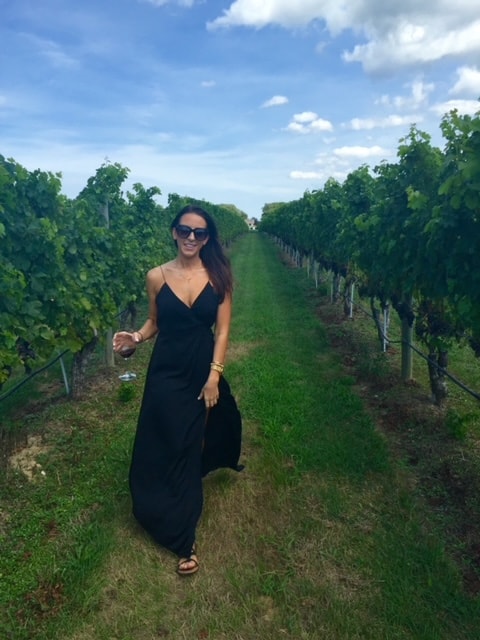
[{"xmin": 170, "ymin": 205, "xmax": 233, "ymax": 301}]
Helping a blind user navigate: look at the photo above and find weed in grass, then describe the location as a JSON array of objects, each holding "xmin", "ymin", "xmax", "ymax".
[
  {"xmin": 445, "ymin": 408, "xmax": 472, "ymax": 441},
  {"xmin": 357, "ymin": 349, "xmax": 391, "ymax": 381},
  {"xmin": 116, "ymin": 382, "xmax": 136, "ymax": 403}
]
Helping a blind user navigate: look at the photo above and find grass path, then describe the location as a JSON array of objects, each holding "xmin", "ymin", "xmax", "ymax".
[{"xmin": 3, "ymin": 233, "xmax": 480, "ymax": 639}]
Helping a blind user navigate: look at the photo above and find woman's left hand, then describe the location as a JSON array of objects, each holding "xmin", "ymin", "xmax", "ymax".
[{"xmin": 198, "ymin": 380, "xmax": 219, "ymax": 409}]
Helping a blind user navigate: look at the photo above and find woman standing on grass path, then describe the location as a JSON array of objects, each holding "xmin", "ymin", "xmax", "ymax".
[{"xmin": 113, "ymin": 204, "xmax": 243, "ymax": 576}]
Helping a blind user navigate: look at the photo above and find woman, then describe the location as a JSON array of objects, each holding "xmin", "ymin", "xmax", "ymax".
[{"xmin": 113, "ymin": 205, "xmax": 242, "ymax": 576}]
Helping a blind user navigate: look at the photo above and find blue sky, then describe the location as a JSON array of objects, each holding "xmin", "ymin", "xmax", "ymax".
[{"xmin": 2, "ymin": 0, "xmax": 480, "ymax": 218}]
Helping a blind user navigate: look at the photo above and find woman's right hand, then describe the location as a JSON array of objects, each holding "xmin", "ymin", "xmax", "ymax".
[{"xmin": 113, "ymin": 331, "xmax": 135, "ymax": 353}]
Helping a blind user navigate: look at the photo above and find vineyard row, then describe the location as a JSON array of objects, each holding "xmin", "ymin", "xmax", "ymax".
[
  {"xmin": 0, "ymin": 158, "xmax": 248, "ymax": 397},
  {"xmin": 259, "ymin": 109, "xmax": 480, "ymax": 404}
]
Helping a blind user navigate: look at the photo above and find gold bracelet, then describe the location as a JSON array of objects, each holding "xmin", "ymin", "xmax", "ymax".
[{"xmin": 210, "ymin": 362, "xmax": 224, "ymax": 374}]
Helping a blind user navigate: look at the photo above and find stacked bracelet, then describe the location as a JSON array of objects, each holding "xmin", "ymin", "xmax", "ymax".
[{"xmin": 210, "ymin": 361, "xmax": 224, "ymax": 374}]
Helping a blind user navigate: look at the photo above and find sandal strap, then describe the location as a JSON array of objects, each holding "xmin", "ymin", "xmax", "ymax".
[
  {"xmin": 179, "ymin": 556, "xmax": 199, "ymax": 569},
  {"xmin": 176, "ymin": 541, "xmax": 199, "ymax": 574}
]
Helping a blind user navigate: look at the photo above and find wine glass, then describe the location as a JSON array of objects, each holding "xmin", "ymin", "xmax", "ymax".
[{"xmin": 118, "ymin": 344, "xmax": 137, "ymax": 381}]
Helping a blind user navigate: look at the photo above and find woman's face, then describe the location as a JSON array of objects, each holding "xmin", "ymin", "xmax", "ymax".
[{"xmin": 172, "ymin": 213, "xmax": 209, "ymax": 259}]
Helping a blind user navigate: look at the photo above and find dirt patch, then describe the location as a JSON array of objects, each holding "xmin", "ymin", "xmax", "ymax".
[
  {"xmin": 315, "ymin": 298, "xmax": 480, "ymax": 595},
  {"xmin": 9, "ymin": 434, "xmax": 50, "ymax": 480},
  {"xmin": 227, "ymin": 341, "xmax": 263, "ymax": 362}
]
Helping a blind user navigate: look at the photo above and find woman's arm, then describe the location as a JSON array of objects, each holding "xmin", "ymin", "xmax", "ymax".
[
  {"xmin": 212, "ymin": 294, "xmax": 232, "ymax": 367},
  {"xmin": 198, "ymin": 294, "xmax": 232, "ymax": 408},
  {"xmin": 134, "ymin": 268, "xmax": 162, "ymax": 341},
  {"xmin": 113, "ymin": 267, "xmax": 162, "ymax": 352}
]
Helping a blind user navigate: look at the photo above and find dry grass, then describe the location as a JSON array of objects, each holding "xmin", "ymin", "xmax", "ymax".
[
  {"xmin": 62, "ymin": 370, "xmax": 412, "ymax": 640},
  {"xmin": 68, "ymin": 434, "xmax": 385, "ymax": 640}
]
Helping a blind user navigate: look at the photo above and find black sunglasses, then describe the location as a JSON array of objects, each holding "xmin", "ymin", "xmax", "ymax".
[{"xmin": 175, "ymin": 224, "xmax": 209, "ymax": 241}]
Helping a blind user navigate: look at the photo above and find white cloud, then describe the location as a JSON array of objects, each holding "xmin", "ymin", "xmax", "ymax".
[
  {"xmin": 290, "ymin": 165, "xmax": 349, "ymax": 183},
  {"xmin": 285, "ymin": 111, "xmax": 333, "ymax": 134},
  {"xmin": 201, "ymin": 80, "xmax": 216, "ymax": 88},
  {"xmin": 285, "ymin": 122, "xmax": 309, "ymax": 134},
  {"xmin": 343, "ymin": 20, "xmax": 480, "ymax": 72},
  {"xmin": 290, "ymin": 170, "xmax": 323, "ymax": 180},
  {"xmin": 309, "ymin": 118, "xmax": 333, "ymax": 132},
  {"xmin": 143, "ymin": 0, "xmax": 196, "ymax": 7},
  {"xmin": 293, "ymin": 143, "xmax": 395, "ymax": 187},
  {"xmin": 261, "ymin": 95, "xmax": 289, "ymax": 108},
  {"xmin": 208, "ymin": 0, "xmax": 334, "ymax": 30},
  {"xmin": 25, "ymin": 34, "xmax": 78, "ymax": 68},
  {"xmin": 294, "ymin": 111, "xmax": 318, "ymax": 123},
  {"xmin": 377, "ymin": 79, "xmax": 435, "ymax": 110},
  {"xmin": 430, "ymin": 99, "xmax": 480, "ymax": 116},
  {"xmin": 349, "ymin": 114, "xmax": 420, "ymax": 130},
  {"xmin": 450, "ymin": 66, "xmax": 480, "ymax": 96},
  {"xmin": 208, "ymin": 1, "xmax": 480, "ymax": 72},
  {"xmin": 334, "ymin": 145, "xmax": 388, "ymax": 159}
]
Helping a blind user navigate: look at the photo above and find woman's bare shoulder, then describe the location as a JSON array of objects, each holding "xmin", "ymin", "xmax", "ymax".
[
  {"xmin": 147, "ymin": 261, "xmax": 174, "ymax": 279},
  {"xmin": 146, "ymin": 263, "xmax": 172, "ymax": 292}
]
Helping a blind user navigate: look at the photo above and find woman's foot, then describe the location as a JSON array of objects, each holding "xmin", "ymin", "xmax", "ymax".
[{"xmin": 177, "ymin": 545, "xmax": 199, "ymax": 576}]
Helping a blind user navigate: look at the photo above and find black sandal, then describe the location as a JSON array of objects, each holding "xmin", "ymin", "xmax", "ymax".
[{"xmin": 177, "ymin": 545, "xmax": 199, "ymax": 576}]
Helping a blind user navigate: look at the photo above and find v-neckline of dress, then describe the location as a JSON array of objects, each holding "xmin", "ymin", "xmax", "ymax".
[{"xmin": 162, "ymin": 281, "xmax": 210, "ymax": 310}]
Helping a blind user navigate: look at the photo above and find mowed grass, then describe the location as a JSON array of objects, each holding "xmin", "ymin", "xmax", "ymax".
[{"xmin": 1, "ymin": 232, "xmax": 480, "ymax": 639}]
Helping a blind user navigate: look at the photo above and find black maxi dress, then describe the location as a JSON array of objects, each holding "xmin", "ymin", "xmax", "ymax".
[{"xmin": 129, "ymin": 281, "xmax": 242, "ymax": 558}]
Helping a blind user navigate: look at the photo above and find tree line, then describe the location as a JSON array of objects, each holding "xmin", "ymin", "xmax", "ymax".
[
  {"xmin": 0, "ymin": 159, "xmax": 248, "ymax": 395},
  {"xmin": 259, "ymin": 108, "xmax": 480, "ymax": 404}
]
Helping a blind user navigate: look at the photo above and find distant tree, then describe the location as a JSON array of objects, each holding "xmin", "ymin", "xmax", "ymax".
[
  {"xmin": 262, "ymin": 202, "xmax": 285, "ymax": 217},
  {"xmin": 220, "ymin": 203, "xmax": 249, "ymax": 220}
]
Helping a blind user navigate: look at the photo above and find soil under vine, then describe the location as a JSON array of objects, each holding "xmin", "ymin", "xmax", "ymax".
[{"xmin": 314, "ymin": 298, "xmax": 480, "ymax": 596}]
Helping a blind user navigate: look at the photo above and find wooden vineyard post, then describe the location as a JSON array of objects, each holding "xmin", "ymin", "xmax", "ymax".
[{"xmin": 401, "ymin": 297, "xmax": 414, "ymax": 381}]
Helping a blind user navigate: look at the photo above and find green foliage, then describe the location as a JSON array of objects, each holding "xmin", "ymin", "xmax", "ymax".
[
  {"xmin": 0, "ymin": 159, "xmax": 248, "ymax": 394},
  {"xmin": 0, "ymin": 155, "xmax": 65, "ymax": 372},
  {"xmin": 116, "ymin": 382, "xmax": 136, "ymax": 402},
  {"xmin": 259, "ymin": 111, "xmax": 480, "ymax": 371},
  {"xmin": 445, "ymin": 408, "xmax": 470, "ymax": 440}
]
